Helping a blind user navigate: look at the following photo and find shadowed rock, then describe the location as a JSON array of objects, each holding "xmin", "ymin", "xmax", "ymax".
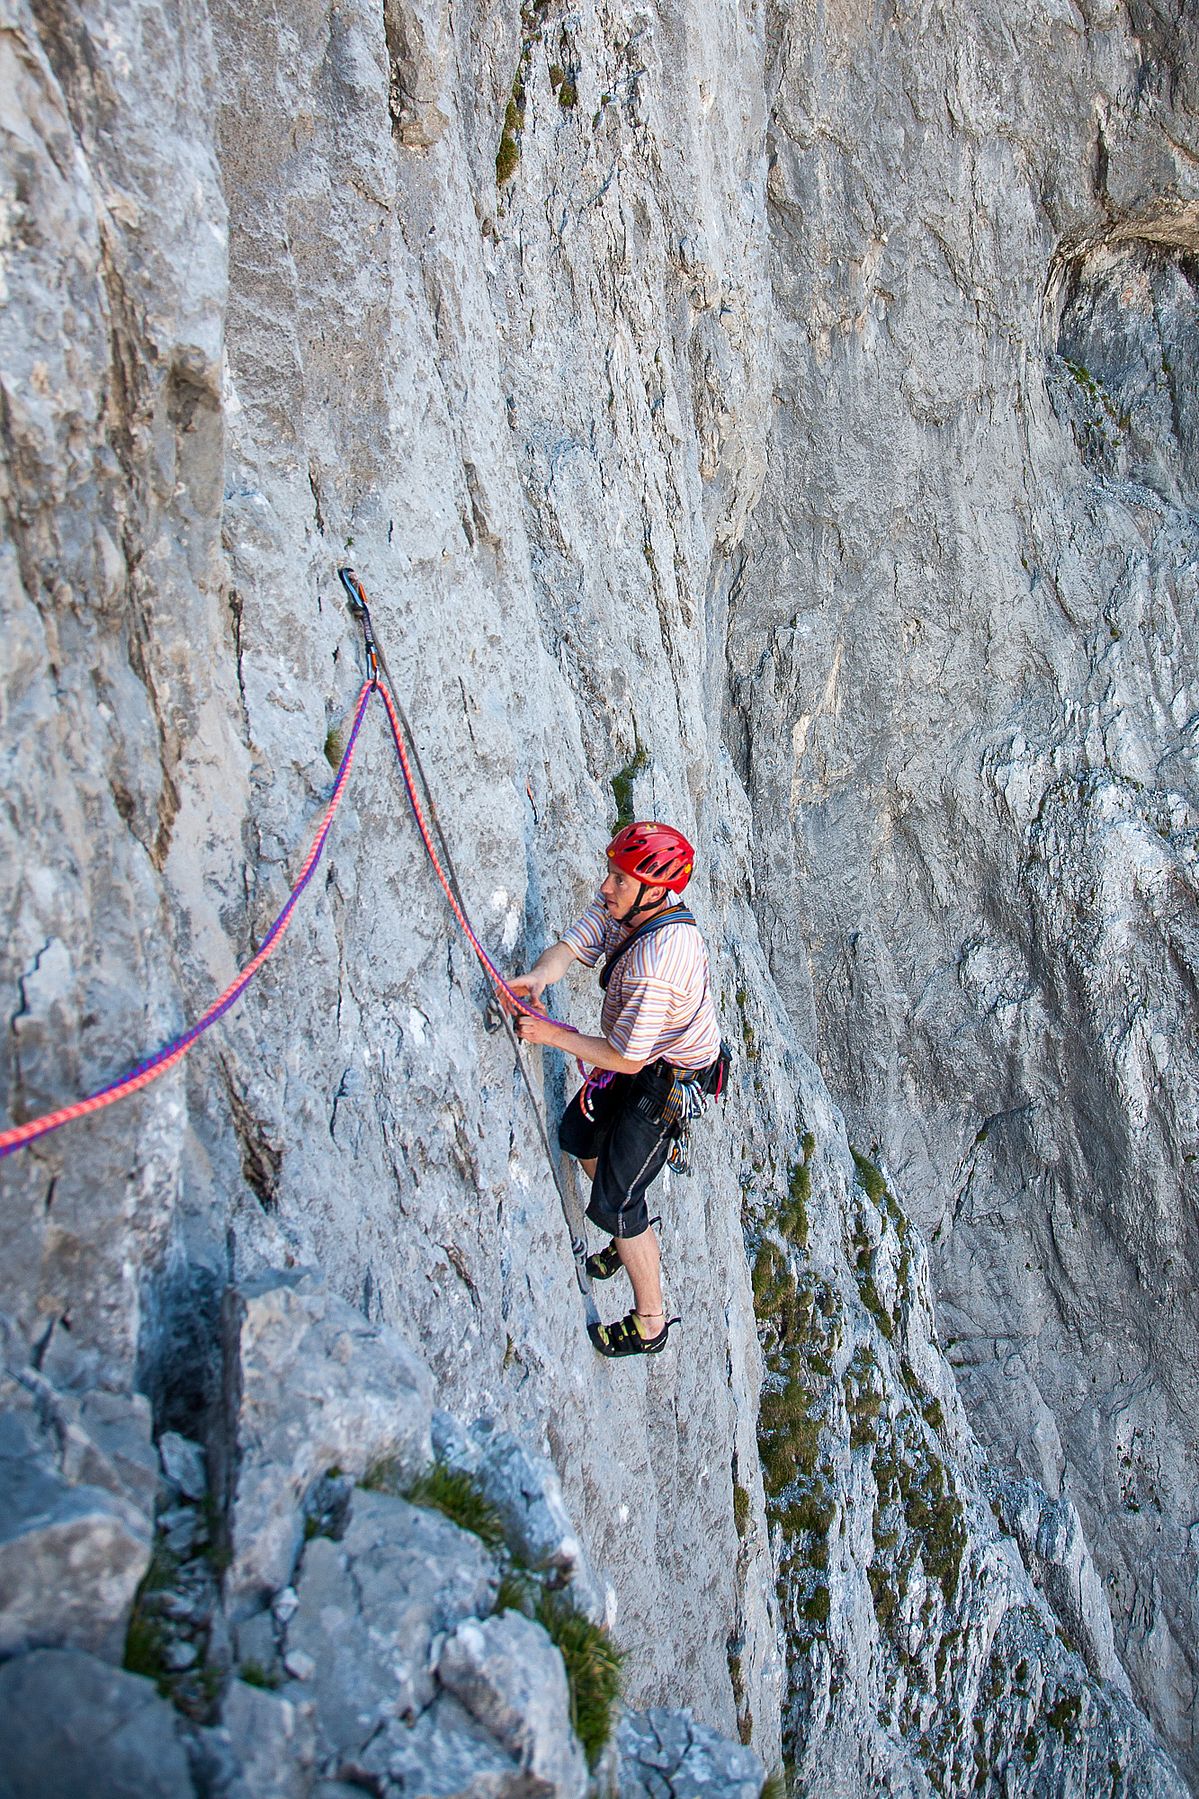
[
  {"xmin": 0, "ymin": 1649, "xmax": 194, "ymax": 1797},
  {"xmin": 0, "ymin": 1406, "xmax": 150, "ymax": 1661},
  {"xmin": 617, "ymin": 1707, "xmax": 765, "ymax": 1799},
  {"xmin": 438, "ymin": 1611, "xmax": 587, "ymax": 1798},
  {"xmin": 279, "ymin": 1487, "xmax": 496, "ymax": 1762}
]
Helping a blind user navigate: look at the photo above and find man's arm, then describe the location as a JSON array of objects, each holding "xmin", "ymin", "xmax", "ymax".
[
  {"xmin": 505, "ymin": 939, "xmax": 580, "ymax": 1007},
  {"xmin": 513, "ymin": 1013, "xmax": 646, "ymax": 1074}
]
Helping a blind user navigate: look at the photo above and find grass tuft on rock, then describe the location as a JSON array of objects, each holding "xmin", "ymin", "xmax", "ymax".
[
  {"xmin": 402, "ymin": 1460, "xmax": 507, "ymax": 1549},
  {"xmin": 733, "ymin": 1481, "xmax": 751, "ymax": 1539},
  {"xmin": 400, "ymin": 1459, "xmax": 624, "ymax": 1767},
  {"xmin": 123, "ymin": 1542, "xmax": 181, "ymax": 1696},
  {"xmin": 850, "ymin": 1146, "xmax": 888, "ymax": 1205},
  {"xmin": 780, "ymin": 1158, "xmax": 811, "ymax": 1249},
  {"xmin": 238, "ymin": 1660, "xmax": 281, "ymax": 1691},
  {"xmin": 495, "ymin": 1565, "xmax": 537, "ymax": 1617},
  {"xmin": 535, "ymin": 1589, "xmax": 623, "ymax": 1767},
  {"xmin": 611, "ymin": 739, "xmax": 649, "ymax": 826}
]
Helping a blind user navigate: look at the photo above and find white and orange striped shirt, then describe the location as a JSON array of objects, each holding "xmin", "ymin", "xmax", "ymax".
[{"xmin": 560, "ymin": 899, "xmax": 721, "ymax": 1071}]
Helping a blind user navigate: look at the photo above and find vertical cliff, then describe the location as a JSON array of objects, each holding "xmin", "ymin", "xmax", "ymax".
[
  {"xmin": 0, "ymin": 0, "xmax": 1194, "ymax": 1793},
  {"xmin": 733, "ymin": 0, "xmax": 1199, "ymax": 1779}
]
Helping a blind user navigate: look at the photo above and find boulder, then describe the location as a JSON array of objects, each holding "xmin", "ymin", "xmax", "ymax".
[
  {"xmin": 234, "ymin": 1605, "xmax": 280, "ymax": 1680},
  {"xmin": 0, "ymin": 1407, "xmax": 150, "ymax": 1661},
  {"xmin": 61, "ymin": 1390, "xmax": 161, "ymax": 1517},
  {"xmin": 280, "ymin": 1487, "xmax": 496, "ymax": 1762},
  {"xmin": 438, "ymin": 1611, "xmax": 588, "ymax": 1799},
  {"xmin": 0, "ymin": 1648, "xmax": 194, "ymax": 1797},
  {"xmin": 433, "ymin": 1413, "xmax": 602, "ymax": 1621},
  {"xmin": 159, "ymin": 1431, "xmax": 209, "ymax": 1503},
  {"xmin": 223, "ymin": 1678, "xmax": 317, "ymax": 1799},
  {"xmin": 221, "ymin": 1271, "xmax": 433, "ymax": 1615},
  {"xmin": 357, "ymin": 1691, "xmax": 531, "ymax": 1798},
  {"xmin": 617, "ymin": 1708, "xmax": 765, "ymax": 1799}
]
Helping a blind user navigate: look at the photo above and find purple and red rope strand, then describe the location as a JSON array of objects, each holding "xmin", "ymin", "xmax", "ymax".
[{"xmin": 0, "ymin": 678, "xmax": 576, "ymax": 1160}]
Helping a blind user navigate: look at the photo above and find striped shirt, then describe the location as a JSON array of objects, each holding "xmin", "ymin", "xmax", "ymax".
[{"xmin": 560, "ymin": 898, "xmax": 721, "ymax": 1070}]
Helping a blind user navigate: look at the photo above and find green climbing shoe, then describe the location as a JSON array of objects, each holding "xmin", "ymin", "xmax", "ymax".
[
  {"xmin": 584, "ymin": 1217, "xmax": 661, "ymax": 1281},
  {"xmin": 588, "ymin": 1309, "xmax": 679, "ymax": 1358}
]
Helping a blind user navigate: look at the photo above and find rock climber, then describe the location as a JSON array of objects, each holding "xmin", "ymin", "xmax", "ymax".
[{"xmin": 505, "ymin": 821, "xmax": 724, "ymax": 1358}]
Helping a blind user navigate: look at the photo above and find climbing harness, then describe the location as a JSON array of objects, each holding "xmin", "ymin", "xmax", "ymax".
[{"xmin": 575, "ymin": 905, "xmax": 698, "ymax": 1118}]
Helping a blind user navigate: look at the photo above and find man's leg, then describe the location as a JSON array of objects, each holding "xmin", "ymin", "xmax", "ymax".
[{"xmin": 616, "ymin": 1224, "xmax": 665, "ymax": 1330}]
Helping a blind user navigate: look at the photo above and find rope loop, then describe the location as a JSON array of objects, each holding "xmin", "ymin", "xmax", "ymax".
[{"xmin": 0, "ymin": 605, "xmax": 587, "ymax": 1160}]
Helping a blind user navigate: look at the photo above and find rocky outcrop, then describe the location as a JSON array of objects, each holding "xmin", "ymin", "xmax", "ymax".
[
  {"xmin": 0, "ymin": 1649, "xmax": 196, "ymax": 1799},
  {"xmin": 0, "ymin": 1271, "xmax": 756, "ymax": 1795},
  {"xmin": 220, "ymin": 1270, "xmax": 433, "ymax": 1615},
  {"xmin": 618, "ymin": 1709, "xmax": 765, "ymax": 1799},
  {"xmin": 0, "ymin": 1375, "xmax": 152, "ymax": 1662}
]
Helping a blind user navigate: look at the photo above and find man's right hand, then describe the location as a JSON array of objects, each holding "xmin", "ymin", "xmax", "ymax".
[
  {"xmin": 500, "ymin": 940, "xmax": 579, "ymax": 1014},
  {"xmin": 500, "ymin": 974, "xmax": 547, "ymax": 1014}
]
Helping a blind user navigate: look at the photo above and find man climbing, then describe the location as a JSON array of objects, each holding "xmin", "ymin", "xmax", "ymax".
[{"xmin": 506, "ymin": 821, "xmax": 723, "ymax": 1358}]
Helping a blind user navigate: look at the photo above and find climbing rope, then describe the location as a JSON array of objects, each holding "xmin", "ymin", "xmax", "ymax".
[
  {"xmin": 338, "ymin": 570, "xmax": 599, "ymax": 1321},
  {"xmin": 0, "ymin": 679, "xmax": 375, "ymax": 1160},
  {"xmin": 0, "ymin": 562, "xmax": 597, "ymax": 1325}
]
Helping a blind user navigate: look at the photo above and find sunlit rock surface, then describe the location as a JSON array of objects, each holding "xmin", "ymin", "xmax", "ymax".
[{"xmin": 0, "ymin": 0, "xmax": 1194, "ymax": 1791}]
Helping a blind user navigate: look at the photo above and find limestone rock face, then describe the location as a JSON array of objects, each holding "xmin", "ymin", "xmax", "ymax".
[
  {"xmin": 438, "ymin": 1612, "xmax": 588, "ymax": 1799},
  {"xmin": 732, "ymin": 0, "xmax": 1199, "ymax": 1777},
  {"xmin": 0, "ymin": 1384, "xmax": 151, "ymax": 1661},
  {"xmin": 221, "ymin": 1681, "xmax": 317, "ymax": 1799},
  {"xmin": 222, "ymin": 1270, "xmax": 433, "ymax": 1615},
  {"xmin": 618, "ymin": 1707, "xmax": 765, "ymax": 1799},
  {"xmin": 279, "ymin": 1487, "xmax": 498, "ymax": 1760},
  {"xmin": 0, "ymin": 0, "xmax": 1195, "ymax": 1794},
  {"xmin": 432, "ymin": 1411, "xmax": 599, "ymax": 1608}
]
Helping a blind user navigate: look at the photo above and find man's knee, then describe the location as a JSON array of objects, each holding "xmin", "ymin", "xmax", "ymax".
[{"xmin": 558, "ymin": 1096, "xmax": 588, "ymax": 1158}]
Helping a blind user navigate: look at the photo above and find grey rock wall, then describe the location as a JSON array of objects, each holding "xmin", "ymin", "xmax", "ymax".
[
  {"xmin": 0, "ymin": 0, "xmax": 1194, "ymax": 1793},
  {"xmin": 732, "ymin": 0, "xmax": 1199, "ymax": 1779}
]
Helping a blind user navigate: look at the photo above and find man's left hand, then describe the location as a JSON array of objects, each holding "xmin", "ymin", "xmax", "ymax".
[{"xmin": 514, "ymin": 1011, "xmax": 558, "ymax": 1048}]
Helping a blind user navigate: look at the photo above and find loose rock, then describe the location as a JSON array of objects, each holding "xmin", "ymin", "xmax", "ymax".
[
  {"xmin": 280, "ymin": 1487, "xmax": 496, "ymax": 1763},
  {"xmin": 438, "ymin": 1611, "xmax": 587, "ymax": 1799},
  {"xmin": 223, "ymin": 1678, "xmax": 317, "ymax": 1799},
  {"xmin": 617, "ymin": 1707, "xmax": 765, "ymax": 1799},
  {"xmin": 0, "ymin": 1648, "xmax": 195, "ymax": 1797},
  {"xmin": 0, "ymin": 1409, "xmax": 150, "ymax": 1660}
]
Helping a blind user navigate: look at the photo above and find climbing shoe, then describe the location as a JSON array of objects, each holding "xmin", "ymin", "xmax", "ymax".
[
  {"xmin": 584, "ymin": 1218, "xmax": 660, "ymax": 1281},
  {"xmin": 587, "ymin": 1309, "xmax": 679, "ymax": 1358}
]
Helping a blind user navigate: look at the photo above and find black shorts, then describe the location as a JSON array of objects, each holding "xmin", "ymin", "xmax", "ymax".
[{"xmin": 558, "ymin": 1064, "xmax": 677, "ymax": 1239}]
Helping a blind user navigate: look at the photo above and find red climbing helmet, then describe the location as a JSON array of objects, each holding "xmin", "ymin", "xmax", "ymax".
[{"xmin": 606, "ymin": 821, "xmax": 695, "ymax": 892}]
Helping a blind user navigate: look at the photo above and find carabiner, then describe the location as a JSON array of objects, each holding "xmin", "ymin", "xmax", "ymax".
[{"xmin": 339, "ymin": 566, "xmax": 380, "ymax": 686}]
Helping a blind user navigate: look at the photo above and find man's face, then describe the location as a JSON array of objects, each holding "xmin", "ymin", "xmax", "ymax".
[{"xmin": 600, "ymin": 862, "xmax": 664, "ymax": 920}]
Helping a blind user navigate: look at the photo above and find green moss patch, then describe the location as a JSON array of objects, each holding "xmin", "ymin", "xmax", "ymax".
[
  {"xmin": 401, "ymin": 1460, "xmax": 506, "ymax": 1550},
  {"xmin": 536, "ymin": 1589, "xmax": 623, "ymax": 1767},
  {"xmin": 611, "ymin": 739, "xmax": 649, "ymax": 827}
]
